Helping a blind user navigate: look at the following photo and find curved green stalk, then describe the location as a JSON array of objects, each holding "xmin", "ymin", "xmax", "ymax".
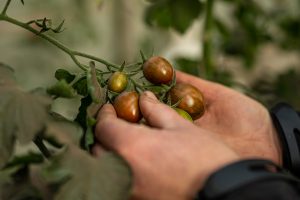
[
  {"xmin": 1, "ymin": 0, "xmax": 12, "ymax": 15},
  {"xmin": 203, "ymin": 0, "xmax": 215, "ymax": 79},
  {"xmin": 0, "ymin": 7, "xmax": 123, "ymax": 72}
]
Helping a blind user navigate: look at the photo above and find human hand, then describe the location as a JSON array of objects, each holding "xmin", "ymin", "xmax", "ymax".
[
  {"xmin": 93, "ymin": 92, "xmax": 239, "ymax": 200},
  {"xmin": 176, "ymin": 71, "xmax": 282, "ymax": 165}
]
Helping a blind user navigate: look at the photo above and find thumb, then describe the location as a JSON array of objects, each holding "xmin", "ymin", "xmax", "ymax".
[{"xmin": 139, "ymin": 91, "xmax": 187, "ymax": 129}]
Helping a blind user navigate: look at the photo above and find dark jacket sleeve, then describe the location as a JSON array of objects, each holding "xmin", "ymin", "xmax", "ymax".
[{"xmin": 220, "ymin": 179, "xmax": 300, "ymax": 200}]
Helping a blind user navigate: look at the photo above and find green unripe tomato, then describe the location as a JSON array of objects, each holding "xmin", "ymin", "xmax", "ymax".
[
  {"xmin": 174, "ymin": 108, "xmax": 193, "ymax": 122},
  {"xmin": 108, "ymin": 72, "xmax": 128, "ymax": 93}
]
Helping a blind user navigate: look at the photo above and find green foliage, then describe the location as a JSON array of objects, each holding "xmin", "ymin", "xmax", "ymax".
[
  {"xmin": 55, "ymin": 69, "xmax": 76, "ymax": 83},
  {"xmin": 175, "ymin": 57, "xmax": 200, "ymax": 76},
  {"xmin": 40, "ymin": 149, "xmax": 132, "ymax": 200},
  {"xmin": 0, "ymin": 61, "xmax": 133, "ymax": 200},
  {"xmin": 145, "ymin": 0, "xmax": 203, "ymax": 34},
  {"xmin": 0, "ymin": 166, "xmax": 42, "ymax": 200},
  {"xmin": 47, "ymin": 80, "xmax": 77, "ymax": 98},
  {"xmin": 72, "ymin": 77, "xmax": 88, "ymax": 96},
  {"xmin": 252, "ymin": 68, "xmax": 300, "ymax": 109},
  {"xmin": 0, "ymin": 65, "xmax": 51, "ymax": 168},
  {"xmin": 279, "ymin": 16, "xmax": 300, "ymax": 50}
]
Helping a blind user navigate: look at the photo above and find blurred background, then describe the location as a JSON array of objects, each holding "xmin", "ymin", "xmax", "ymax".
[{"xmin": 0, "ymin": 0, "xmax": 299, "ymax": 114}]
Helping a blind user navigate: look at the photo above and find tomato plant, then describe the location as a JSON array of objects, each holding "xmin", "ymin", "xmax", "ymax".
[{"xmin": 0, "ymin": 1, "xmax": 207, "ymax": 200}]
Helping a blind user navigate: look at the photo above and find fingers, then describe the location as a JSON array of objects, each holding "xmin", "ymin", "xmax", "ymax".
[
  {"xmin": 139, "ymin": 91, "xmax": 187, "ymax": 129},
  {"xmin": 95, "ymin": 104, "xmax": 146, "ymax": 153},
  {"xmin": 91, "ymin": 143, "xmax": 107, "ymax": 157}
]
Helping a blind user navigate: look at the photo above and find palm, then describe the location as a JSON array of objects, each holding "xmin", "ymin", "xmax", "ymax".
[{"xmin": 176, "ymin": 71, "xmax": 281, "ymax": 164}]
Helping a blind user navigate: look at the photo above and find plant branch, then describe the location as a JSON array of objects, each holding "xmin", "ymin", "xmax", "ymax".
[
  {"xmin": 202, "ymin": 0, "xmax": 215, "ymax": 79},
  {"xmin": 73, "ymin": 51, "xmax": 119, "ymax": 69},
  {"xmin": 0, "ymin": 14, "xmax": 123, "ymax": 72},
  {"xmin": 34, "ymin": 135, "xmax": 52, "ymax": 159},
  {"xmin": 1, "ymin": 0, "xmax": 12, "ymax": 15}
]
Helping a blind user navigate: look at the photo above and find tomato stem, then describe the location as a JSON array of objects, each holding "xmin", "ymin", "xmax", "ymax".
[
  {"xmin": 1, "ymin": 0, "xmax": 12, "ymax": 15},
  {"xmin": 203, "ymin": 0, "xmax": 215, "ymax": 79},
  {"xmin": 0, "ymin": 7, "xmax": 135, "ymax": 72}
]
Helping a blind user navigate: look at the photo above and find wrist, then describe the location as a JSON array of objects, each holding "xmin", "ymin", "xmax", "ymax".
[{"xmin": 188, "ymin": 154, "xmax": 240, "ymax": 199}]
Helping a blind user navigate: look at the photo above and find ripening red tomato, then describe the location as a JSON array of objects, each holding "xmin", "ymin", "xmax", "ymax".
[
  {"xmin": 169, "ymin": 83, "xmax": 205, "ymax": 120},
  {"xmin": 113, "ymin": 91, "xmax": 142, "ymax": 123},
  {"xmin": 108, "ymin": 72, "xmax": 128, "ymax": 93},
  {"xmin": 143, "ymin": 56, "xmax": 173, "ymax": 84}
]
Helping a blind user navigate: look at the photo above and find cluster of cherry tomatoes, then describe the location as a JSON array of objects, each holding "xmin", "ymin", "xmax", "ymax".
[{"xmin": 107, "ymin": 56, "xmax": 205, "ymax": 123}]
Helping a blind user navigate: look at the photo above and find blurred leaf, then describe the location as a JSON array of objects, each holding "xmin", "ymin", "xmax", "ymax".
[
  {"xmin": 46, "ymin": 121, "xmax": 82, "ymax": 147},
  {"xmin": 220, "ymin": 0, "xmax": 271, "ymax": 69},
  {"xmin": 175, "ymin": 57, "xmax": 200, "ymax": 76},
  {"xmin": 145, "ymin": 0, "xmax": 203, "ymax": 34},
  {"xmin": 47, "ymin": 80, "xmax": 77, "ymax": 98},
  {"xmin": 0, "ymin": 84, "xmax": 51, "ymax": 168},
  {"xmin": 55, "ymin": 69, "xmax": 76, "ymax": 83},
  {"xmin": 87, "ymin": 62, "xmax": 105, "ymax": 104},
  {"xmin": 72, "ymin": 77, "xmax": 88, "ymax": 96},
  {"xmin": 0, "ymin": 63, "xmax": 16, "ymax": 86},
  {"xmin": 279, "ymin": 16, "xmax": 300, "ymax": 50},
  {"xmin": 0, "ymin": 166, "xmax": 42, "ymax": 200},
  {"xmin": 252, "ymin": 68, "xmax": 300, "ymax": 109},
  {"xmin": 5, "ymin": 152, "xmax": 44, "ymax": 168},
  {"xmin": 84, "ymin": 63, "xmax": 106, "ymax": 150},
  {"xmin": 274, "ymin": 69, "xmax": 300, "ymax": 109},
  {"xmin": 40, "ymin": 147, "xmax": 132, "ymax": 200}
]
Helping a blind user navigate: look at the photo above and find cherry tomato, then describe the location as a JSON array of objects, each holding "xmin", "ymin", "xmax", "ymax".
[
  {"xmin": 108, "ymin": 72, "xmax": 128, "ymax": 93},
  {"xmin": 169, "ymin": 83, "xmax": 205, "ymax": 120},
  {"xmin": 113, "ymin": 91, "xmax": 142, "ymax": 123},
  {"xmin": 143, "ymin": 56, "xmax": 173, "ymax": 84},
  {"xmin": 174, "ymin": 108, "xmax": 193, "ymax": 122}
]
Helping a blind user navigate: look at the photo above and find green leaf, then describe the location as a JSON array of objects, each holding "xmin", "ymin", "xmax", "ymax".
[
  {"xmin": 40, "ymin": 147, "xmax": 132, "ymax": 200},
  {"xmin": 47, "ymin": 80, "xmax": 77, "ymax": 98},
  {"xmin": 0, "ymin": 86, "xmax": 51, "ymax": 168},
  {"xmin": 53, "ymin": 20, "xmax": 66, "ymax": 33},
  {"xmin": 72, "ymin": 77, "xmax": 88, "ymax": 96},
  {"xmin": 74, "ymin": 96, "xmax": 92, "ymax": 149},
  {"xmin": 145, "ymin": 0, "xmax": 203, "ymax": 34},
  {"xmin": 55, "ymin": 69, "xmax": 76, "ymax": 83},
  {"xmin": 87, "ymin": 62, "xmax": 106, "ymax": 104},
  {"xmin": 5, "ymin": 152, "xmax": 44, "ymax": 168}
]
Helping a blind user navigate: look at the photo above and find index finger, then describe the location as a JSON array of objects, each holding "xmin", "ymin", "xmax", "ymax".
[{"xmin": 95, "ymin": 104, "xmax": 147, "ymax": 153}]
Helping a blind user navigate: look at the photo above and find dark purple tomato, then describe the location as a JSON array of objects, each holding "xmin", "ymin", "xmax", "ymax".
[
  {"xmin": 169, "ymin": 83, "xmax": 205, "ymax": 120},
  {"xmin": 113, "ymin": 91, "xmax": 142, "ymax": 123},
  {"xmin": 143, "ymin": 56, "xmax": 173, "ymax": 84}
]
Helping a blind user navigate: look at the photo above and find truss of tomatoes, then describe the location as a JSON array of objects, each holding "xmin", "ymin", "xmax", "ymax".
[{"xmin": 108, "ymin": 56, "xmax": 206, "ymax": 123}]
